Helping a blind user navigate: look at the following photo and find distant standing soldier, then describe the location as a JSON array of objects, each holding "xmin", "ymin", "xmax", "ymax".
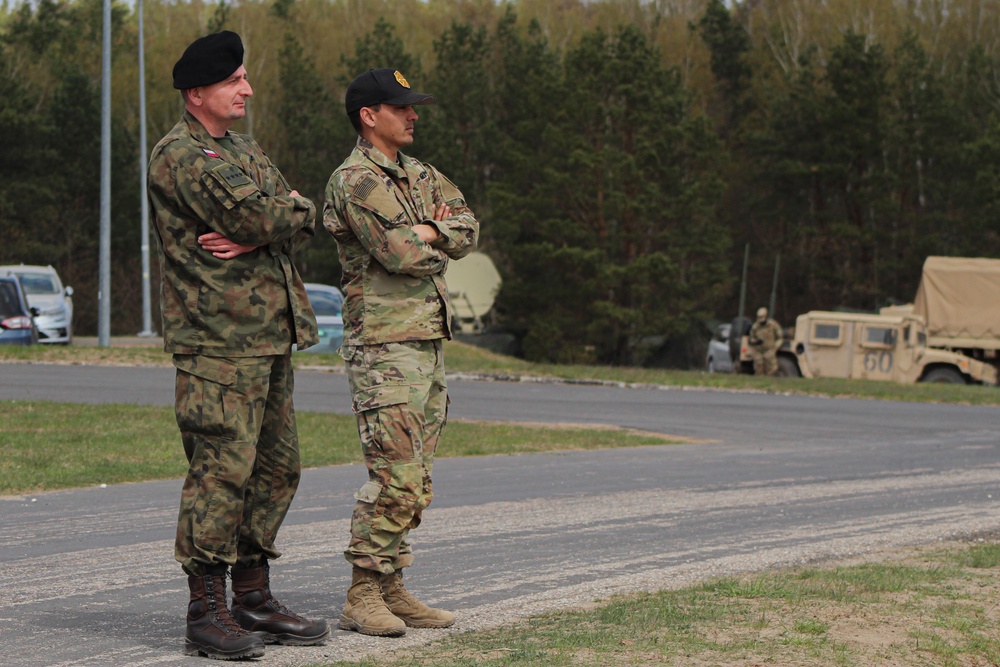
[
  {"xmin": 147, "ymin": 30, "xmax": 330, "ymax": 660},
  {"xmin": 749, "ymin": 306, "xmax": 782, "ymax": 376},
  {"xmin": 324, "ymin": 68, "xmax": 479, "ymax": 637}
]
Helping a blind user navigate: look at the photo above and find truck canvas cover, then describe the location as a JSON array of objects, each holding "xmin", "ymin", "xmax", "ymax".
[{"xmin": 912, "ymin": 256, "xmax": 1000, "ymax": 347}]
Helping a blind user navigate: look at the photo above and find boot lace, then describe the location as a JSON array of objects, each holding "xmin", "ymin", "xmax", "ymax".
[{"xmin": 206, "ymin": 575, "xmax": 252, "ymax": 636}]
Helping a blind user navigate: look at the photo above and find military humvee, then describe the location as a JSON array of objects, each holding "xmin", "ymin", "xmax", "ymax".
[{"xmin": 740, "ymin": 310, "xmax": 998, "ymax": 385}]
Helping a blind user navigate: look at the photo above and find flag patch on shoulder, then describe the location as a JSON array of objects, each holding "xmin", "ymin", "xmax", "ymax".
[
  {"xmin": 354, "ymin": 176, "xmax": 378, "ymax": 201},
  {"xmin": 203, "ymin": 148, "xmax": 221, "ymax": 158}
]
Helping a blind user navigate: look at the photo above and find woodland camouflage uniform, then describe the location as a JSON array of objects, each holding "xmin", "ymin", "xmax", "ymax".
[{"xmin": 148, "ymin": 111, "xmax": 318, "ymax": 576}]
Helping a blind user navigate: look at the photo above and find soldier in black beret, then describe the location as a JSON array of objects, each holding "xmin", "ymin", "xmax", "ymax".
[{"xmin": 148, "ymin": 31, "xmax": 330, "ymax": 660}]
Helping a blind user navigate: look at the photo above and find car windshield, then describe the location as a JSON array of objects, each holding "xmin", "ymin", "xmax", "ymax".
[
  {"xmin": 0, "ymin": 282, "xmax": 24, "ymax": 317},
  {"xmin": 308, "ymin": 290, "xmax": 342, "ymax": 317},
  {"xmin": 16, "ymin": 272, "xmax": 59, "ymax": 295}
]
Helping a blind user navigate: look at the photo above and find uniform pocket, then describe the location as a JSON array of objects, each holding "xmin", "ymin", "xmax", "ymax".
[
  {"xmin": 173, "ymin": 354, "xmax": 237, "ymax": 385},
  {"xmin": 352, "ymin": 384, "xmax": 408, "ymax": 414},
  {"xmin": 173, "ymin": 355, "xmax": 239, "ymax": 441},
  {"xmin": 354, "ymin": 385, "xmax": 414, "ymax": 461}
]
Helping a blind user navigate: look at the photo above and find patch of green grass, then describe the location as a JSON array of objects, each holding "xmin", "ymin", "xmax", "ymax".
[
  {"xmin": 316, "ymin": 543, "xmax": 1000, "ymax": 667},
  {"xmin": 950, "ymin": 541, "xmax": 1000, "ymax": 568},
  {"xmin": 0, "ymin": 401, "xmax": 673, "ymax": 495},
  {"xmin": 792, "ymin": 618, "xmax": 829, "ymax": 635}
]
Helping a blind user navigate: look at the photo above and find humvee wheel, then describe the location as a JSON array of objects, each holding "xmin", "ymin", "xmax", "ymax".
[
  {"xmin": 777, "ymin": 356, "xmax": 801, "ymax": 378},
  {"xmin": 920, "ymin": 367, "xmax": 966, "ymax": 384}
]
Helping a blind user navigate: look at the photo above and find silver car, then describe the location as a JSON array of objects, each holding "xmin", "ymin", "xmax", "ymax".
[
  {"xmin": 0, "ymin": 264, "xmax": 73, "ymax": 344},
  {"xmin": 705, "ymin": 322, "xmax": 733, "ymax": 373},
  {"xmin": 300, "ymin": 282, "xmax": 344, "ymax": 354}
]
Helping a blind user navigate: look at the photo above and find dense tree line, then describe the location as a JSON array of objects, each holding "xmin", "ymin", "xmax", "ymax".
[{"xmin": 1, "ymin": 0, "xmax": 998, "ymax": 366}]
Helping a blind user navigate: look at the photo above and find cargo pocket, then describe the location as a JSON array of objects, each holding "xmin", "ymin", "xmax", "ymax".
[
  {"xmin": 173, "ymin": 355, "xmax": 238, "ymax": 440},
  {"xmin": 353, "ymin": 384, "xmax": 414, "ymax": 460}
]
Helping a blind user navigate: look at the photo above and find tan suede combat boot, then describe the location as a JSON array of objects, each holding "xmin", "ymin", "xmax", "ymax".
[
  {"xmin": 338, "ymin": 566, "xmax": 407, "ymax": 637},
  {"xmin": 380, "ymin": 570, "xmax": 455, "ymax": 628}
]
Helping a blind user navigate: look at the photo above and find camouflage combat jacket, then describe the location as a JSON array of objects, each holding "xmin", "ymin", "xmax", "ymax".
[
  {"xmin": 323, "ymin": 138, "xmax": 479, "ymax": 345},
  {"xmin": 148, "ymin": 112, "xmax": 318, "ymax": 356},
  {"xmin": 750, "ymin": 318, "xmax": 783, "ymax": 351}
]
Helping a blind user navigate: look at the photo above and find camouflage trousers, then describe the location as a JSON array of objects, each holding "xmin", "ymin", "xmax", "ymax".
[
  {"xmin": 751, "ymin": 347, "xmax": 779, "ymax": 376},
  {"xmin": 342, "ymin": 340, "xmax": 448, "ymax": 574},
  {"xmin": 172, "ymin": 354, "xmax": 301, "ymax": 576}
]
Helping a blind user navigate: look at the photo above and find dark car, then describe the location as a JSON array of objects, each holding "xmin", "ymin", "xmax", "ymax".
[
  {"xmin": 0, "ymin": 264, "xmax": 73, "ymax": 344},
  {"xmin": 0, "ymin": 276, "xmax": 39, "ymax": 346}
]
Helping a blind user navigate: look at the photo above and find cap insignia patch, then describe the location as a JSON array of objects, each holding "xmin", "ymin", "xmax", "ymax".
[{"xmin": 394, "ymin": 71, "xmax": 410, "ymax": 88}]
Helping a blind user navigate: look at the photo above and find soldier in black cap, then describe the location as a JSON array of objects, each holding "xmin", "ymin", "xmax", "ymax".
[
  {"xmin": 147, "ymin": 30, "xmax": 330, "ymax": 660},
  {"xmin": 323, "ymin": 69, "xmax": 479, "ymax": 637}
]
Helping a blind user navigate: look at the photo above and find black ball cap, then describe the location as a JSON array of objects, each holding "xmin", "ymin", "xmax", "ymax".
[
  {"xmin": 173, "ymin": 30, "xmax": 244, "ymax": 90},
  {"xmin": 345, "ymin": 69, "xmax": 435, "ymax": 114}
]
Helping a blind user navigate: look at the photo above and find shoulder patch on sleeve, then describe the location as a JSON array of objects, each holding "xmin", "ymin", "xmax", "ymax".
[
  {"xmin": 211, "ymin": 163, "xmax": 253, "ymax": 189},
  {"xmin": 353, "ymin": 176, "xmax": 378, "ymax": 202}
]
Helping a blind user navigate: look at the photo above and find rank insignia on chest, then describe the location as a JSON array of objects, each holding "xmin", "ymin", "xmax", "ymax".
[{"xmin": 213, "ymin": 163, "xmax": 253, "ymax": 188}]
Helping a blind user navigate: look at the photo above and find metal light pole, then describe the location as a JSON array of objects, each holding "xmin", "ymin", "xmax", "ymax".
[
  {"xmin": 137, "ymin": 0, "xmax": 155, "ymax": 337},
  {"xmin": 98, "ymin": 0, "xmax": 112, "ymax": 347},
  {"xmin": 769, "ymin": 253, "xmax": 781, "ymax": 319}
]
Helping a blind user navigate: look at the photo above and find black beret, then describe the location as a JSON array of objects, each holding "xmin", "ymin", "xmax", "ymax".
[
  {"xmin": 345, "ymin": 69, "xmax": 435, "ymax": 114},
  {"xmin": 172, "ymin": 30, "xmax": 244, "ymax": 90}
]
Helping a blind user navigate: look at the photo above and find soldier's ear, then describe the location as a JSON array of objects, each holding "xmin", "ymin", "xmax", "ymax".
[
  {"xmin": 185, "ymin": 87, "xmax": 205, "ymax": 108},
  {"xmin": 360, "ymin": 106, "xmax": 377, "ymax": 128}
]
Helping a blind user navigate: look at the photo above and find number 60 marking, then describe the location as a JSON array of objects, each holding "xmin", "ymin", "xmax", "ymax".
[{"xmin": 864, "ymin": 351, "xmax": 893, "ymax": 373}]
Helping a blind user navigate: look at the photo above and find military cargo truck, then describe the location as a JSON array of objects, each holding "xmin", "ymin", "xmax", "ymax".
[
  {"xmin": 909, "ymin": 256, "xmax": 1000, "ymax": 372},
  {"xmin": 767, "ymin": 310, "xmax": 997, "ymax": 385}
]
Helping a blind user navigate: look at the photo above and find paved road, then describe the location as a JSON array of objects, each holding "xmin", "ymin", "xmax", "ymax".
[{"xmin": 1, "ymin": 362, "xmax": 999, "ymax": 666}]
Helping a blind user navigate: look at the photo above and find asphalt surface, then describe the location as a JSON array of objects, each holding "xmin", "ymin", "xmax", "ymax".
[{"xmin": 2, "ymin": 361, "xmax": 999, "ymax": 666}]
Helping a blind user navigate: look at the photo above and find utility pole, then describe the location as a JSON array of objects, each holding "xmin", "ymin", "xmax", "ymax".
[
  {"xmin": 769, "ymin": 253, "xmax": 780, "ymax": 319},
  {"xmin": 98, "ymin": 0, "xmax": 112, "ymax": 347},
  {"xmin": 137, "ymin": 0, "xmax": 155, "ymax": 337}
]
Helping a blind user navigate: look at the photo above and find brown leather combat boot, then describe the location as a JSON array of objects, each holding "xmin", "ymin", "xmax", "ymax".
[
  {"xmin": 184, "ymin": 571, "xmax": 265, "ymax": 660},
  {"xmin": 230, "ymin": 561, "xmax": 331, "ymax": 646},
  {"xmin": 380, "ymin": 569, "xmax": 455, "ymax": 628},
  {"xmin": 338, "ymin": 566, "xmax": 407, "ymax": 637}
]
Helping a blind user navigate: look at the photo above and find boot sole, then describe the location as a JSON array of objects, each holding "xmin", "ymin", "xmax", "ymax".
[
  {"xmin": 183, "ymin": 639, "xmax": 265, "ymax": 660},
  {"xmin": 255, "ymin": 626, "xmax": 332, "ymax": 646},
  {"xmin": 398, "ymin": 617, "xmax": 456, "ymax": 629},
  {"xmin": 338, "ymin": 614, "xmax": 406, "ymax": 637}
]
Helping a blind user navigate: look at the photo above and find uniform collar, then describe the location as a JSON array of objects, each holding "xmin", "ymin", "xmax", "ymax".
[
  {"xmin": 183, "ymin": 111, "xmax": 235, "ymax": 159},
  {"xmin": 356, "ymin": 136, "xmax": 415, "ymax": 179}
]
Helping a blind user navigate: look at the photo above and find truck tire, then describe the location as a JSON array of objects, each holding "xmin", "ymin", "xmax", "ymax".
[
  {"xmin": 777, "ymin": 356, "xmax": 801, "ymax": 378},
  {"xmin": 920, "ymin": 367, "xmax": 966, "ymax": 384}
]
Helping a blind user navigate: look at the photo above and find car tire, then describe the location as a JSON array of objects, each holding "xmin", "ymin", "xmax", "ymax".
[{"xmin": 920, "ymin": 367, "xmax": 966, "ymax": 384}]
